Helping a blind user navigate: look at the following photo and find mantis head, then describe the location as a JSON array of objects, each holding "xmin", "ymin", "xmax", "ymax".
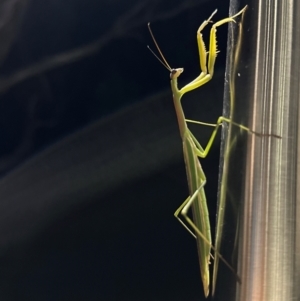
[{"xmin": 170, "ymin": 68, "xmax": 184, "ymax": 79}]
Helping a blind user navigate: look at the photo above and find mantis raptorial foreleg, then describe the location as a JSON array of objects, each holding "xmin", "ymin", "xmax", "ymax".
[{"xmin": 180, "ymin": 8, "xmax": 249, "ymax": 95}]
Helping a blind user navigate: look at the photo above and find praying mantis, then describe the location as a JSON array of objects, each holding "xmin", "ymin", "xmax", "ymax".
[{"xmin": 148, "ymin": 6, "xmax": 249, "ymax": 297}]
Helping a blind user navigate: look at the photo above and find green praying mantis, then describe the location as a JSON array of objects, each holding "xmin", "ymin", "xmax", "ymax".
[{"xmin": 148, "ymin": 6, "xmax": 250, "ymax": 297}]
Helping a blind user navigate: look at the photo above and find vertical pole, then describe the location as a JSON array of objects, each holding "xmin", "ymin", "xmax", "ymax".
[{"xmin": 215, "ymin": 1, "xmax": 300, "ymax": 300}]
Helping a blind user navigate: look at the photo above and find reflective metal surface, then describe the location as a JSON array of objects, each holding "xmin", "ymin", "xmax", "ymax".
[{"xmin": 215, "ymin": 0, "xmax": 300, "ymax": 300}]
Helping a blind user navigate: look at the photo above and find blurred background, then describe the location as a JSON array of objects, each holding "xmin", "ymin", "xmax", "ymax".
[{"xmin": 0, "ymin": 0, "xmax": 233, "ymax": 300}]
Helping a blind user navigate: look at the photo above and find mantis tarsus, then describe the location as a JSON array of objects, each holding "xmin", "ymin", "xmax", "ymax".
[{"xmin": 148, "ymin": 6, "xmax": 249, "ymax": 297}]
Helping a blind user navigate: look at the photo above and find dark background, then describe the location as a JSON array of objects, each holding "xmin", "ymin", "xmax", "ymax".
[{"xmin": 0, "ymin": 0, "xmax": 233, "ymax": 300}]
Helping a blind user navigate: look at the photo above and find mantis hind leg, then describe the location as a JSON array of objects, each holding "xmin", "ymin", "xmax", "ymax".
[
  {"xmin": 174, "ymin": 179, "xmax": 208, "ymax": 240},
  {"xmin": 174, "ymin": 178, "xmax": 211, "ymax": 297},
  {"xmin": 174, "ymin": 178, "xmax": 241, "ymax": 285}
]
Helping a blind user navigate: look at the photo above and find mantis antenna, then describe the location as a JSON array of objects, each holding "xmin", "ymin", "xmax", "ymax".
[{"xmin": 147, "ymin": 23, "xmax": 172, "ymax": 71}]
